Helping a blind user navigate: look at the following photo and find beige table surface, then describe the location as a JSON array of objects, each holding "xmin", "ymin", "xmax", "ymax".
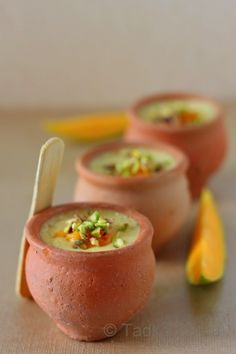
[{"xmin": 0, "ymin": 106, "xmax": 235, "ymax": 354}]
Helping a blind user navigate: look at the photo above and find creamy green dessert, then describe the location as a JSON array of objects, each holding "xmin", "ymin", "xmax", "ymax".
[
  {"xmin": 89, "ymin": 147, "xmax": 176, "ymax": 177},
  {"xmin": 138, "ymin": 99, "xmax": 217, "ymax": 126},
  {"xmin": 41, "ymin": 209, "xmax": 139, "ymax": 252}
]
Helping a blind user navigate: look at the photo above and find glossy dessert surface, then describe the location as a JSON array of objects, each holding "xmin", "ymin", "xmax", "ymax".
[
  {"xmin": 41, "ymin": 209, "xmax": 139, "ymax": 252},
  {"xmin": 138, "ymin": 99, "xmax": 217, "ymax": 126},
  {"xmin": 89, "ymin": 146, "xmax": 176, "ymax": 177}
]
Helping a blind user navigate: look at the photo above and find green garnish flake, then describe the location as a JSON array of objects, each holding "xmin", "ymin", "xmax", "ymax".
[
  {"xmin": 94, "ymin": 218, "xmax": 110, "ymax": 229},
  {"xmin": 113, "ymin": 237, "xmax": 125, "ymax": 248},
  {"xmin": 91, "ymin": 227, "xmax": 102, "ymax": 238},
  {"xmin": 73, "ymin": 212, "xmax": 111, "ymax": 239},
  {"xmin": 63, "ymin": 218, "xmax": 80, "ymax": 233},
  {"xmin": 103, "ymin": 148, "xmax": 169, "ymax": 177},
  {"xmin": 90, "ymin": 237, "xmax": 99, "ymax": 246},
  {"xmin": 55, "ymin": 210, "xmax": 132, "ymax": 250},
  {"xmin": 88, "ymin": 210, "xmax": 100, "ymax": 223}
]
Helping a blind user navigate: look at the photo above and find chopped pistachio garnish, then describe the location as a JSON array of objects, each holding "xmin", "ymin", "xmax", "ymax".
[
  {"xmin": 104, "ymin": 148, "xmax": 169, "ymax": 177},
  {"xmin": 53, "ymin": 210, "xmax": 133, "ymax": 250},
  {"xmin": 113, "ymin": 237, "xmax": 125, "ymax": 248},
  {"xmin": 54, "ymin": 211, "xmax": 114, "ymax": 249},
  {"xmin": 56, "ymin": 211, "xmax": 111, "ymax": 248},
  {"xmin": 88, "ymin": 210, "xmax": 100, "ymax": 223},
  {"xmin": 90, "ymin": 237, "xmax": 99, "ymax": 246}
]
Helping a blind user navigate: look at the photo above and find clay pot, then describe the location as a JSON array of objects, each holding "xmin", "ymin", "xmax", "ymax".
[
  {"xmin": 125, "ymin": 92, "xmax": 228, "ymax": 198},
  {"xmin": 75, "ymin": 142, "xmax": 191, "ymax": 252},
  {"xmin": 25, "ymin": 202, "xmax": 155, "ymax": 341}
]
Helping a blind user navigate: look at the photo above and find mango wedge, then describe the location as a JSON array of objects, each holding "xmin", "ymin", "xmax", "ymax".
[
  {"xmin": 44, "ymin": 112, "xmax": 128, "ymax": 142},
  {"xmin": 186, "ymin": 189, "xmax": 226, "ymax": 285}
]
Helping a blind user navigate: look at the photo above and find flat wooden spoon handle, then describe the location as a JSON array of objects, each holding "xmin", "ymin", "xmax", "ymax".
[{"xmin": 16, "ymin": 137, "xmax": 64, "ymax": 298}]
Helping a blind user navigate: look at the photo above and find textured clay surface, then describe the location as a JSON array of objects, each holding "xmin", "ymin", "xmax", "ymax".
[
  {"xmin": 125, "ymin": 92, "xmax": 228, "ymax": 198},
  {"xmin": 75, "ymin": 142, "xmax": 191, "ymax": 252},
  {"xmin": 25, "ymin": 202, "xmax": 156, "ymax": 341}
]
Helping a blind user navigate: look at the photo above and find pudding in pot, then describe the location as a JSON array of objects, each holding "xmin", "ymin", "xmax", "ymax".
[
  {"xmin": 75, "ymin": 142, "xmax": 191, "ymax": 252},
  {"xmin": 25, "ymin": 202, "xmax": 155, "ymax": 341},
  {"xmin": 41, "ymin": 209, "xmax": 139, "ymax": 252},
  {"xmin": 125, "ymin": 93, "xmax": 227, "ymax": 198}
]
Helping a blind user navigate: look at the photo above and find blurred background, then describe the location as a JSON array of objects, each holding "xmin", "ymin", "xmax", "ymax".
[{"xmin": 0, "ymin": 0, "xmax": 235, "ymax": 112}]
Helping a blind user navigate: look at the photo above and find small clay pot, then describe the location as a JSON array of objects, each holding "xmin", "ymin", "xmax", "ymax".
[
  {"xmin": 25, "ymin": 202, "xmax": 155, "ymax": 341},
  {"xmin": 75, "ymin": 142, "xmax": 190, "ymax": 252},
  {"xmin": 125, "ymin": 92, "xmax": 228, "ymax": 198}
]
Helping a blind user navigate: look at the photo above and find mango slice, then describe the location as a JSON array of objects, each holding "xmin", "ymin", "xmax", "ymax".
[
  {"xmin": 44, "ymin": 112, "xmax": 128, "ymax": 142},
  {"xmin": 186, "ymin": 189, "xmax": 226, "ymax": 285}
]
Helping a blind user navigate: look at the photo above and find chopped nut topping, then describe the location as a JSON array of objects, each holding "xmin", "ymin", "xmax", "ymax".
[
  {"xmin": 54, "ymin": 210, "xmax": 126, "ymax": 250},
  {"xmin": 102, "ymin": 148, "xmax": 170, "ymax": 177}
]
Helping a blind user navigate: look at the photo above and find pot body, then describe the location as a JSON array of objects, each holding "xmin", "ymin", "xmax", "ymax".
[
  {"xmin": 75, "ymin": 175, "xmax": 190, "ymax": 252},
  {"xmin": 125, "ymin": 93, "xmax": 228, "ymax": 198},
  {"xmin": 25, "ymin": 203, "xmax": 155, "ymax": 341}
]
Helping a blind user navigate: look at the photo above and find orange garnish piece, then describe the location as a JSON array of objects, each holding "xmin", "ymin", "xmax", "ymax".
[
  {"xmin": 137, "ymin": 166, "xmax": 150, "ymax": 176},
  {"xmin": 54, "ymin": 231, "xmax": 66, "ymax": 238},
  {"xmin": 99, "ymin": 234, "xmax": 112, "ymax": 246},
  {"xmin": 178, "ymin": 111, "xmax": 199, "ymax": 125},
  {"xmin": 66, "ymin": 231, "xmax": 81, "ymax": 242}
]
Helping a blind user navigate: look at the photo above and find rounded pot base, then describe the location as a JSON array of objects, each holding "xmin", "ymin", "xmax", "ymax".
[
  {"xmin": 56, "ymin": 320, "xmax": 118, "ymax": 342},
  {"xmin": 56, "ymin": 321, "xmax": 101, "ymax": 341}
]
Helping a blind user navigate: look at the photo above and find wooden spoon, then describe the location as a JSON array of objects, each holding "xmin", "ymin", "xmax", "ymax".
[{"xmin": 16, "ymin": 137, "xmax": 64, "ymax": 298}]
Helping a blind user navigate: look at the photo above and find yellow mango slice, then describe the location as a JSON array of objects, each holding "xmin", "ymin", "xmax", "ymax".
[
  {"xmin": 44, "ymin": 112, "xmax": 128, "ymax": 142},
  {"xmin": 186, "ymin": 189, "xmax": 226, "ymax": 285}
]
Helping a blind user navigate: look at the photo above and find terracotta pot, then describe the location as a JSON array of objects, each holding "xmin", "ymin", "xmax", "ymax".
[
  {"xmin": 125, "ymin": 92, "xmax": 228, "ymax": 198},
  {"xmin": 25, "ymin": 202, "xmax": 155, "ymax": 341},
  {"xmin": 75, "ymin": 142, "xmax": 191, "ymax": 252}
]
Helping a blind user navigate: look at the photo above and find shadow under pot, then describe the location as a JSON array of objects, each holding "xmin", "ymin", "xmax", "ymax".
[
  {"xmin": 75, "ymin": 142, "xmax": 191, "ymax": 253},
  {"xmin": 25, "ymin": 202, "xmax": 155, "ymax": 341},
  {"xmin": 125, "ymin": 92, "xmax": 228, "ymax": 199}
]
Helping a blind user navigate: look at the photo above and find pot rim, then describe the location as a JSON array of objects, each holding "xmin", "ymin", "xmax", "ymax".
[
  {"xmin": 76, "ymin": 141, "xmax": 189, "ymax": 188},
  {"xmin": 25, "ymin": 202, "xmax": 154, "ymax": 259},
  {"xmin": 128, "ymin": 91, "xmax": 224, "ymax": 134}
]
